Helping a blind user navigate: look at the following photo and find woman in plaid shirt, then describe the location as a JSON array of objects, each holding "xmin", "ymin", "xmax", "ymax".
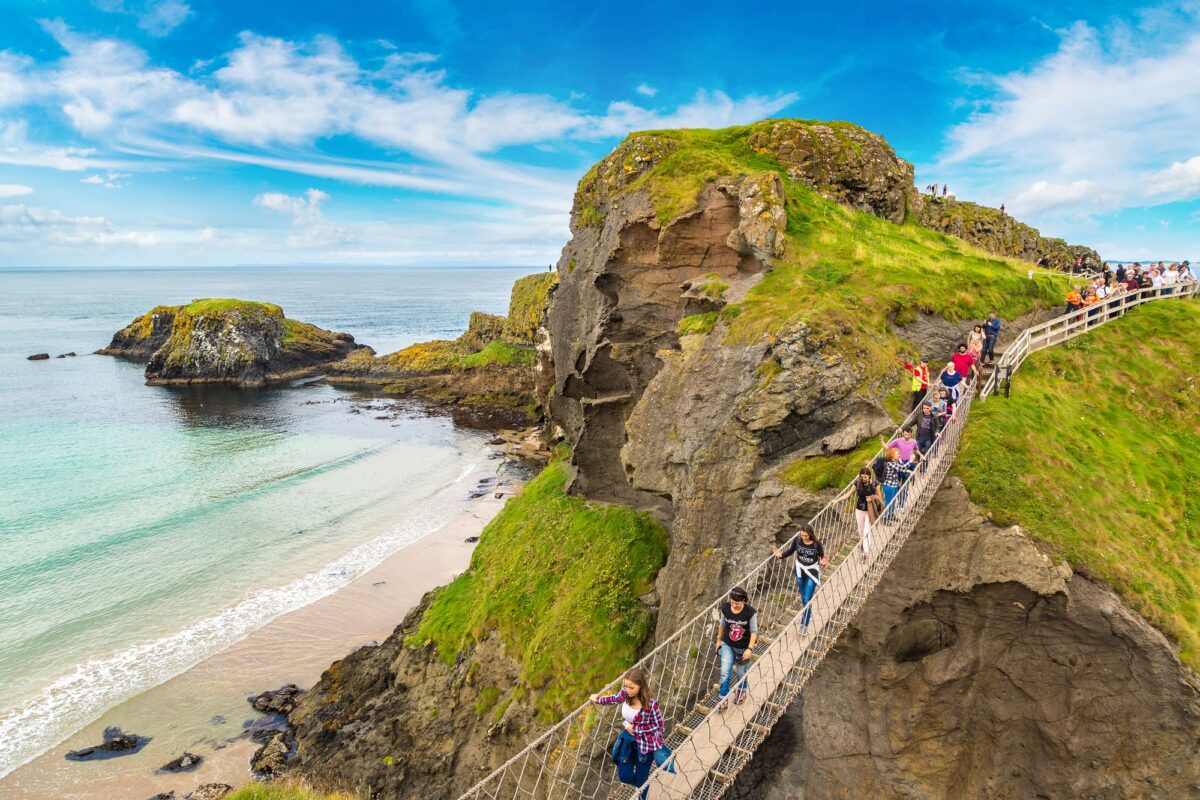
[{"xmin": 591, "ymin": 667, "xmax": 669, "ymax": 789}]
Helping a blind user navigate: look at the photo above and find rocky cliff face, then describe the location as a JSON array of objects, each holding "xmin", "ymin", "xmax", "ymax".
[
  {"xmin": 99, "ymin": 299, "xmax": 366, "ymax": 388},
  {"xmin": 328, "ymin": 273, "xmax": 555, "ymax": 423},
  {"xmin": 728, "ymin": 478, "xmax": 1200, "ymax": 800},
  {"xmin": 916, "ymin": 197, "xmax": 1102, "ymax": 269},
  {"xmin": 286, "ymin": 596, "xmax": 535, "ymax": 800}
]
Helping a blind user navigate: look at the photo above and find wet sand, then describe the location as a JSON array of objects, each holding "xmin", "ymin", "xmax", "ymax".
[{"xmin": 0, "ymin": 491, "xmax": 512, "ymax": 800}]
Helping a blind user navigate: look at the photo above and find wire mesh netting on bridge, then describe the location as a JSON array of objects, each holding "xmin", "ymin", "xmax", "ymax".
[{"xmin": 458, "ymin": 278, "xmax": 1199, "ymax": 800}]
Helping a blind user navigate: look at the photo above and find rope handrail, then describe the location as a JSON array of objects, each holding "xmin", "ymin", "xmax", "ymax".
[{"xmin": 458, "ymin": 280, "xmax": 1197, "ymax": 800}]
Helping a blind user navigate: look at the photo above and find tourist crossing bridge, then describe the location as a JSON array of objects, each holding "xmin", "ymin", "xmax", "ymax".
[{"xmin": 457, "ymin": 281, "xmax": 1198, "ymax": 800}]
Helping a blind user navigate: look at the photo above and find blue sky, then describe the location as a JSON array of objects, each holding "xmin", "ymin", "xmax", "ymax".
[{"xmin": 0, "ymin": 0, "xmax": 1197, "ymax": 266}]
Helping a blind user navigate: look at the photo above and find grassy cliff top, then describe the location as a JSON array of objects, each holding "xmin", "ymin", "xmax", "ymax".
[
  {"xmin": 956, "ymin": 300, "xmax": 1200, "ymax": 670},
  {"xmin": 409, "ymin": 459, "xmax": 668, "ymax": 722},
  {"xmin": 579, "ymin": 124, "xmax": 1069, "ymax": 362},
  {"xmin": 180, "ymin": 298, "xmax": 284, "ymax": 316}
]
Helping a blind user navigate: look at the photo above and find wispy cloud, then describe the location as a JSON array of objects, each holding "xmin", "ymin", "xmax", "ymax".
[
  {"xmin": 0, "ymin": 184, "xmax": 34, "ymax": 198},
  {"xmin": 936, "ymin": 7, "xmax": 1200, "ymax": 224},
  {"xmin": 0, "ymin": 24, "xmax": 798, "ymax": 262},
  {"xmin": 0, "ymin": 203, "xmax": 157, "ymax": 246},
  {"xmin": 93, "ymin": 0, "xmax": 192, "ymax": 37},
  {"xmin": 254, "ymin": 188, "xmax": 354, "ymax": 246},
  {"xmin": 636, "ymin": 84, "xmax": 657, "ymax": 97}
]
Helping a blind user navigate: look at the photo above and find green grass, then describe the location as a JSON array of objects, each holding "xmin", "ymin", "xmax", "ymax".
[
  {"xmin": 779, "ymin": 439, "xmax": 880, "ymax": 490},
  {"xmin": 504, "ymin": 272, "xmax": 557, "ymax": 344},
  {"xmin": 459, "ymin": 339, "xmax": 535, "ymax": 368},
  {"xmin": 410, "ymin": 460, "xmax": 669, "ymax": 722},
  {"xmin": 225, "ymin": 780, "xmax": 359, "ymax": 800},
  {"xmin": 181, "ymin": 298, "xmax": 283, "ymax": 316},
  {"xmin": 956, "ymin": 300, "xmax": 1200, "ymax": 669}
]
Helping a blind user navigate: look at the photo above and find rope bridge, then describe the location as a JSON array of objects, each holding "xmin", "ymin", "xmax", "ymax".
[{"xmin": 458, "ymin": 282, "xmax": 1197, "ymax": 800}]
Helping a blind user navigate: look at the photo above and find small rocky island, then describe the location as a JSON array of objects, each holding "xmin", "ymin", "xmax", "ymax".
[{"xmin": 99, "ymin": 299, "xmax": 368, "ymax": 388}]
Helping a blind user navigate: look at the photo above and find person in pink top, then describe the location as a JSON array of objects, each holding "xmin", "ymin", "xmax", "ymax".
[{"xmin": 880, "ymin": 427, "xmax": 921, "ymax": 463}]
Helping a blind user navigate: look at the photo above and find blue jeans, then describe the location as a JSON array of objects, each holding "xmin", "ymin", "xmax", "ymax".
[
  {"xmin": 795, "ymin": 572, "xmax": 817, "ymax": 627},
  {"xmin": 718, "ymin": 642, "xmax": 750, "ymax": 698},
  {"xmin": 882, "ymin": 483, "xmax": 899, "ymax": 513}
]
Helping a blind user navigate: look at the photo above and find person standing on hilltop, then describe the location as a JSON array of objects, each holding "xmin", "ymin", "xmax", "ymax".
[
  {"xmin": 773, "ymin": 524, "xmax": 828, "ymax": 635},
  {"xmin": 942, "ymin": 185, "xmax": 948, "ymax": 198},
  {"xmin": 897, "ymin": 356, "xmax": 929, "ymax": 410},
  {"xmin": 715, "ymin": 586, "xmax": 757, "ymax": 710},
  {"xmin": 591, "ymin": 667, "xmax": 667, "ymax": 792},
  {"xmin": 982, "ymin": 311, "xmax": 1002, "ymax": 365},
  {"xmin": 1000, "ymin": 203, "xmax": 1006, "ymax": 215}
]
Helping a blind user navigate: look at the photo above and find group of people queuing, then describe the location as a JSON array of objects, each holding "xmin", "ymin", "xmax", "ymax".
[{"xmin": 1065, "ymin": 261, "xmax": 1194, "ymax": 322}]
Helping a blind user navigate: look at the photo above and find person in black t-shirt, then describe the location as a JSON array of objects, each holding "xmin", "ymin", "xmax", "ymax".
[
  {"xmin": 715, "ymin": 586, "xmax": 758, "ymax": 709},
  {"xmin": 774, "ymin": 524, "xmax": 828, "ymax": 634}
]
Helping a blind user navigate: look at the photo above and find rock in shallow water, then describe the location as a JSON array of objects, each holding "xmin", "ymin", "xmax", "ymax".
[
  {"xmin": 64, "ymin": 726, "xmax": 149, "ymax": 761},
  {"xmin": 27, "ymin": 353, "xmax": 49, "ymax": 360},
  {"xmin": 158, "ymin": 751, "xmax": 204, "ymax": 773},
  {"xmin": 249, "ymin": 683, "xmax": 305, "ymax": 715}
]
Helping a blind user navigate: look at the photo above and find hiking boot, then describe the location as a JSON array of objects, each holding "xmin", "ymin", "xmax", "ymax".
[{"xmin": 734, "ymin": 689, "xmax": 748, "ymax": 705}]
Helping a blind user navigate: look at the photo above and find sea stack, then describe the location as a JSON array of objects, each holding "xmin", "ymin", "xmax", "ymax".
[{"xmin": 99, "ymin": 299, "xmax": 370, "ymax": 388}]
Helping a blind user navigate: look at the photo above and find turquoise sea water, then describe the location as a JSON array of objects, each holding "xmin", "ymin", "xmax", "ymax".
[{"xmin": 0, "ymin": 265, "xmax": 533, "ymax": 778}]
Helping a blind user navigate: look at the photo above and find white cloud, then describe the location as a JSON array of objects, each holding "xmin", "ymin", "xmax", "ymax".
[
  {"xmin": 1145, "ymin": 155, "xmax": 1200, "ymax": 199},
  {"xmin": 0, "ymin": 203, "xmax": 156, "ymax": 246},
  {"xmin": 0, "ymin": 26, "xmax": 802, "ymax": 262},
  {"xmin": 0, "ymin": 121, "xmax": 118, "ymax": 171},
  {"xmin": 0, "ymin": 184, "xmax": 33, "ymax": 198},
  {"xmin": 0, "ymin": 52, "xmax": 33, "ymax": 108},
  {"xmin": 40, "ymin": 20, "xmax": 192, "ymax": 135},
  {"xmin": 137, "ymin": 0, "xmax": 191, "ymax": 36},
  {"xmin": 80, "ymin": 170, "xmax": 128, "ymax": 188},
  {"xmin": 933, "ymin": 10, "xmax": 1200, "ymax": 231},
  {"xmin": 636, "ymin": 84, "xmax": 657, "ymax": 97},
  {"xmin": 254, "ymin": 188, "xmax": 353, "ymax": 246},
  {"xmin": 1010, "ymin": 179, "xmax": 1124, "ymax": 216},
  {"xmin": 93, "ymin": 0, "xmax": 192, "ymax": 37}
]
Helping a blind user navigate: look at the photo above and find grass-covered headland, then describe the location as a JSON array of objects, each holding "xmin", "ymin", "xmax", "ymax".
[
  {"xmin": 409, "ymin": 458, "xmax": 669, "ymax": 721},
  {"xmin": 957, "ymin": 300, "xmax": 1200, "ymax": 669}
]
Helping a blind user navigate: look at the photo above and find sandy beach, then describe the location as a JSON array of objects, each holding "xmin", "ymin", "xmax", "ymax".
[{"xmin": 0, "ymin": 489, "xmax": 513, "ymax": 800}]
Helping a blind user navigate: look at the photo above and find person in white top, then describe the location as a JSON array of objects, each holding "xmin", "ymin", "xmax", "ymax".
[{"xmin": 1163, "ymin": 264, "xmax": 1179, "ymax": 296}]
